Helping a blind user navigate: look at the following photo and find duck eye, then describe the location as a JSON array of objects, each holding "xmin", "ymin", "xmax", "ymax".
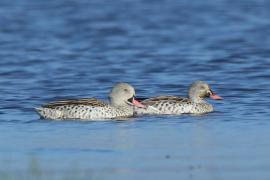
[
  {"xmin": 124, "ymin": 89, "xmax": 129, "ymax": 92},
  {"xmin": 200, "ymin": 86, "xmax": 205, "ymax": 90}
]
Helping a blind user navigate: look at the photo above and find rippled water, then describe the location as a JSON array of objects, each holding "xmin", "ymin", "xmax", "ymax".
[{"xmin": 1, "ymin": 0, "xmax": 270, "ymax": 179}]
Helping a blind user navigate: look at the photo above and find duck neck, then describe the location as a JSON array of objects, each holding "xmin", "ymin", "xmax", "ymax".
[
  {"xmin": 110, "ymin": 98, "xmax": 132, "ymax": 109},
  {"xmin": 188, "ymin": 93, "xmax": 204, "ymax": 103}
]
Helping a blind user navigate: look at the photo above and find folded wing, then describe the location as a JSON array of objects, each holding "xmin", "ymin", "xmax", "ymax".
[
  {"xmin": 142, "ymin": 96, "xmax": 190, "ymax": 106},
  {"xmin": 42, "ymin": 98, "xmax": 107, "ymax": 108}
]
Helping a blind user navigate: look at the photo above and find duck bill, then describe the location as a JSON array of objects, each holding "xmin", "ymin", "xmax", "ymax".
[
  {"xmin": 132, "ymin": 99, "xmax": 145, "ymax": 108},
  {"xmin": 209, "ymin": 93, "xmax": 222, "ymax": 100}
]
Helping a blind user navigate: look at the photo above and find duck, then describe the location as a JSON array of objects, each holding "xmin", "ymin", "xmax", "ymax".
[
  {"xmin": 135, "ymin": 81, "xmax": 222, "ymax": 115},
  {"xmin": 36, "ymin": 83, "xmax": 145, "ymax": 120}
]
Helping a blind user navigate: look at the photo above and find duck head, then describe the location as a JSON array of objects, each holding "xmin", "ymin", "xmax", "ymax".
[
  {"xmin": 109, "ymin": 83, "xmax": 145, "ymax": 108},
  {"xmin": 188, "ymin": 81, "xmax": 222, "ymax": 103}
]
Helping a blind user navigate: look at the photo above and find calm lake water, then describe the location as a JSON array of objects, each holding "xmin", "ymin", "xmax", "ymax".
[{"xmin": 1, "ymin": 0, "xmax": 270, "ymax": 179}]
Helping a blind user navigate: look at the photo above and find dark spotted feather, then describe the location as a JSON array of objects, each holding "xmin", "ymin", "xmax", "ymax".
[
  {"xmin": 142, "ymin": 96, "xmax": 190, "ymax": 106},
  {"xmin": 42, "ymin": 98, "xmax": 107, "ymax": 108}
]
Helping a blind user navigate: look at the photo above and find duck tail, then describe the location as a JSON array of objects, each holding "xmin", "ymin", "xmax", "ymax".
[
  {"xmin": 35, "ymin": 107, "xmax": 63, "ymax": 120},
  {"xmin": 35, "ymin": 107, "xmax": 45, "ymax": 118}
]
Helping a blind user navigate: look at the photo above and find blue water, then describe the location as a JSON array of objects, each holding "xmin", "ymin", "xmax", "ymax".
[{"xmin": 1, "ymin": 0, "xmax": 270, "ymax": 179}]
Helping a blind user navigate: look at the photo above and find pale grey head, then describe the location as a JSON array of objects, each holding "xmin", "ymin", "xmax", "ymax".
[
  {"xmin": 109, "ymin": 83, "xmax": 144, "ymax": 108},
  {"xmin": 188, "ymin": 81, "xmax": 222, "ymax": 103}
]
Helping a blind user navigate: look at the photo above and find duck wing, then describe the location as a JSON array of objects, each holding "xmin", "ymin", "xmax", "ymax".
[
  {"xmin": 142, "ymin": 96, "xmax": 190, "ymax": 106},
  {"xmin": 42, "ymin": 98, "xmax": 107, "ymax": 108}
]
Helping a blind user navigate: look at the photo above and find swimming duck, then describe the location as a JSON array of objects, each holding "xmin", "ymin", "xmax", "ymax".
[
  {"xmin": 135, "ymin": 81, "xmax": 222, "ymax": 115},
  {"xmin": 36, "ymin": 83, "xmax": 145, "ymax": 120}
]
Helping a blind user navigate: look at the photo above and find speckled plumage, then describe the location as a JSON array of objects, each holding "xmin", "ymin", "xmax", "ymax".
[
  {"xmin": 36, "ymin": 83, "xmax": 143, "ymax": 120},
  {"xmin": 135, "ymin": 81, "xmax": 221, "ymax": 115},
  {"xmin": 135, "ymin": 96, "xmax": 213, "ymax": 115},
  {"xmin": 36, "ymin": 98, "xmax": 134, "ymax": 120}
]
